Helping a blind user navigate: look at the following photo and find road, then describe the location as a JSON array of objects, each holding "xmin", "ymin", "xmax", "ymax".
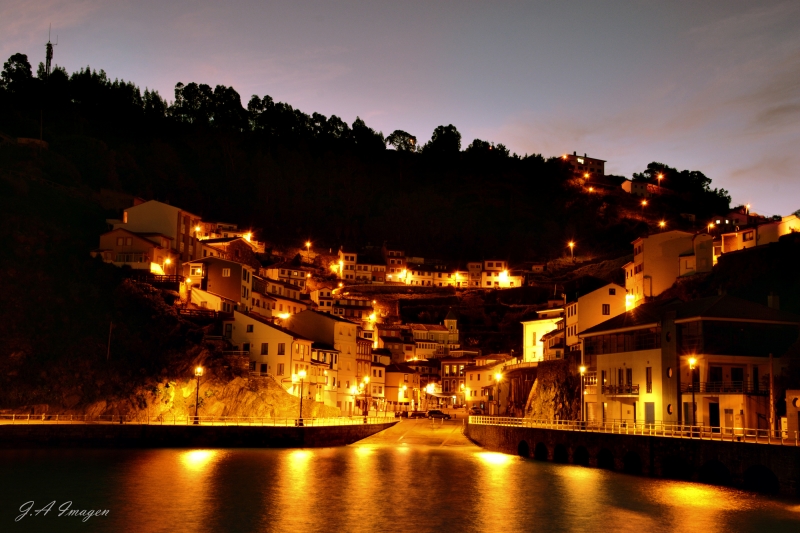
[{"xmin": 354, "ymin": 417, "xmax": 476, "ymax": 448}]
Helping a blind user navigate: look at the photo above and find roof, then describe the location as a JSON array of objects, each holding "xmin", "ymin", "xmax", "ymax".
[
  {"xmin": 581, "ymin": 295, "xmax": 800, "ymax": 337},
  {"xmin": 371, "ymin": 348, "xmax": 392, "ymax": 356},
  {"xmin": 380, "ymin": 336, "xmax": 405, "ymax": 343},
  {"xmin": 312, "ymin": 342, "xmax": 338, "ymax": 352},
  {"xmin": 564, "ymin": 276, "xmax": 616, "ymax": 304},
  {"xmin": 235, "ymin": 311, "xmax": 312, "ymax": 341},
  {"xmin": 409, "ymin": 323, "xmax": 449, "ymax": 332},
  {"xmin": 444, "ymin": 308, "xmax": 458, "ymax": 321},
  {"xmin": 385, "ymin": 363, "xmax": 420, "ymax": 373}
]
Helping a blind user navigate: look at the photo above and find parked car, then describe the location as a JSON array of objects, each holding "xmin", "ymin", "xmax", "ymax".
[
  {"xmin": 394, "ymin": 411, "xmax": 409, "ymax": 418},
  {"xmin": 427, "ymin": 410, "xmax": 452, "ymax": 420},
  {"xmin": 409, "ymin": 411, "xmax": 427, "ymax": 419},
  {"xmin": 468, "ymin": 407, "xmax": 483, "ymax": 416}
]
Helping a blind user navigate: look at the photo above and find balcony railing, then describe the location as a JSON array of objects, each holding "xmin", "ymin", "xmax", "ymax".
[
  {"xmin": 681, "ymin": 381, "xmax": 767, "ymax": 395},
  {"xmin": 601, "ymin": 384, "xmax": 639, "ymax": 396}
]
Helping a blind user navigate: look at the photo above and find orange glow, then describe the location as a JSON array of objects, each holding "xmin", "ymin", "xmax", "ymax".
[
  {"xmin": 583, "ymin": 173, "xmax": 589, "ymax": 178},
  {"xmin": 659, "ymin": 221, "xmax": 666, "ymax": 228},
  {"xmin": 476, "ymin": 452, "xmax": 511, "ymax": 466},
  {"xmin": 494, "ymin": 373, "xmax": 502, "ymax": 382},
  {"xmin": 195, "ymin": 366, "xmax": 203, "ymax": 377},
  {"xmin": 568, "ymin": 241, "xmax": 574, "ymax": 249},
  {"xmin": 588, "ymin": 187, "xmax": 594, "ymax": 192},
  {"xmin": 194, "ymin": 225, "xmax": 201, "ymax": 232},
  {"xmin": 179, "ymin": 450, "xmax": 217, "ymax": 472},
  {"xmin": 641, "ymin": 200, "xmax": 648, "ymax": 206},
  {"xmin": 164, "ymin": 258, "xmax": 171, "ymax": 265},
  {"xmin": 579, "ymin": 365, "xmax": 586, "ymax": 374},
  {"xmin": 305, "ymin": 241, "xmax": 311, "ymax": 248},
  {"xmin": 244, "ymin": 233, "xmax": 252, "ymax": 241}
]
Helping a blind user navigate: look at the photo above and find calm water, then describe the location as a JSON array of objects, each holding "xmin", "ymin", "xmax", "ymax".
[{"xmin": 2, "ymin": 445, "xmax": 799, "ymax": 533}]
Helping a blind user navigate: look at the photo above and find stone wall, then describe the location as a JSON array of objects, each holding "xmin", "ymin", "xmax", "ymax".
[{"xmin": 466, "ymin": 422, "xmax": 800, "ymax": 496}]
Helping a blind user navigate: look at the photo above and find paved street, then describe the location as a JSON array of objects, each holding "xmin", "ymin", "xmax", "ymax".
[{"xmin": 355, "ymin": 417, "xmax": 476, "ymax": 448}]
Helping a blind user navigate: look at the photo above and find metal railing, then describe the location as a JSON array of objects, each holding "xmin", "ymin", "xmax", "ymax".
[
  {"xmin": 0, "ymin": 413, "xmax": 396, "ymax": 427},
  {"xmin": 601, "ymin": 384, "xmax": 640, "ymax": 396},
  {"xmin": 468, "ymin": 416, "xmax": 800, "ymax": 446},
  {"xmin": 680, "ymin": 381, "xmax": 767, "ymax": 395}
]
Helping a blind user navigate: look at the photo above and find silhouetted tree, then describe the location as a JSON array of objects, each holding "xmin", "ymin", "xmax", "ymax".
[
  {"xmin": 385, "ymin": 129, "xmax": 417, "ymax": 151},
  {"xmin": 424, "ymin": 124, "xmax": 461, "ymax": 153}
]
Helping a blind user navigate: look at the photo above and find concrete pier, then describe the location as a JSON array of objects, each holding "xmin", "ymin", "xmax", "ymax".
[
  {"xmin": 466, "ymin": 422, "xmax": 800, "ymax": 496},
  {"xmin": 0, "ymin": 421, "xmax": 397, "ymax": 449}
]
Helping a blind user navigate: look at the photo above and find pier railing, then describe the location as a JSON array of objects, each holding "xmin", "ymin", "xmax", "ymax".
[
  {"xmin": 468, "ymin": 416, "xmax": 800, "ymax": 446},
  {"xmin": 0, "ymin": 413, "xmax": 396, "ymax": 427}
]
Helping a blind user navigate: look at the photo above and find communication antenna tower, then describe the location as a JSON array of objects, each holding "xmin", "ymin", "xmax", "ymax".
[{"xmin": 45, "ymin": 24, "xmax": 58, "ymax": 79}]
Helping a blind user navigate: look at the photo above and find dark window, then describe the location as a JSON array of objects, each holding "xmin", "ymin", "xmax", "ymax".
[
  {"xmin": 609, "ymin": 288, "xmax": 616, "ymax": 295},
  {"xmin": 278, "ymin": 343, "xmax": 286, "ymax": 355},
  {"xmin": 246, "ymin": 324, "xmax": 254, "ymax": 333},
  {"xmin": 243, "ymin": 343, "xmax": 250, "ymax": 353},
  {"xmin": 261, "ymin": 343, "xmax": 268, "ymax": 355},
  {"xmin": 646, "ymin": 367, "xmax": 652, "ymax": 393},
  {"xmin": 602, "ymin": 304, "xmax": 610, "ymax": 315}
]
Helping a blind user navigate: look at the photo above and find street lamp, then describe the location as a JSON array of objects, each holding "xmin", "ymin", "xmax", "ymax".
[
  {"xmin": 350, "ymin": 385, "xmax": 358, "ymax": 416},
  {"xmin": 164, "ymin": 257, "xmax": 172, "ymax": 276},
  {"xmin": 659, "ymin": 220, "xmax": 666, "ymax": 231},
  {"xmin": 297, "ymin": 369, "xmax": 306, "ymax": 424},
  {"xmin": 193, "ymin": 366, "xmax": 203, "ymax": 425},
  {"xmin": 362, "ymin": 376, "xmax": 370, "ymax": 417},
  {"xmin": 305, "ymin": 241, "xmax": 311, "ymax": 263},
  {"xmin": 689, "ymin": 357, "xmax": 697, "ymax": 428},
  {"xmin": 579, "ymin": 365, "xmax": 586, "ymax": 425},
  {"xmin": 641, "ymin": 199, "xmax": 648, "ymax": 216},
  {"xmin": 494, "ymin": 373, "xmax": 503, "ymax": 415},
  {"xmin": 707, "ymin": 222, "xmax": 715, "ymax": 234},
  {"xmin": 657, "ymin": 173, "xmax": 663, "ymax": 192},
  {"xmin": 568, "ymin": 241, "xmax": 575, "ymax": 262}
]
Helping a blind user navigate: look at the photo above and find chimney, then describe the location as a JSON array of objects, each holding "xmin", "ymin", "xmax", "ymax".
[
  {"xmin": 584, "ymin": 153, "xmax": 587, "ymax": 157},
  {"xmin": 768, "ymin": 292, "xmax": 780, "ymax": 310},
  {"xmin": 573, "ymin": 151, "xmax": 577, "ymax": 156}
]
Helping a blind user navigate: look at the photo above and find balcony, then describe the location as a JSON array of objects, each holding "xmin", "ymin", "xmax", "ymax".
[
  {"xmin": 601, "ymin": 384, "xmax": 639, "ymax": 396},
  {"xmin": 680, "ymin": 381, "xmax": 768, "ymax": 396}
]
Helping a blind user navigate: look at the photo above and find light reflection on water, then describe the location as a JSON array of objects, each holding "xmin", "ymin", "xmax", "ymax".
[{"xmin": 2, "ymin": 447, "xmax": 799, "ymax": 533}]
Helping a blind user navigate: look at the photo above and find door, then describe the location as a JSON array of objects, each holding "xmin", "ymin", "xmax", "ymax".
[
  {"xmin": 224, "ymin": 323, "xmax": 232, "ymax": 338},
  {"xmin": 709, "ymin": 403, "xmax": 720, "ymax": 433},
  {"xmin": 731, "ymin": 367, "xmax": 744, "ymax": 392},
  {"xmin": 709, "ymin": 366, "xmax": 723, "ymax": 391},
  {"xmin": 645, "ymin": 402, "xmax": 655, "ymax": 426},
  {"xmin": 724, "ymin": 409, "xmax": 734, "ymax": 435}
]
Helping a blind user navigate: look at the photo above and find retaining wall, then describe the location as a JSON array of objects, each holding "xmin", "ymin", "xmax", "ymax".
[
  {"xmin": 0, "ymin": 421, "xmax": 396, "ymax": 449},
  {"xmin": 466, "ymin": 422, "xmax": 800, "ymax": 496}
]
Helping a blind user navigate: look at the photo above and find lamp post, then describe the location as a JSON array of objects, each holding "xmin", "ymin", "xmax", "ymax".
[
  {"xmin": 362, "ymin": 376, "xmax": 370, "ymax": 419},
  {"xmin": 305, "ymin": 241, "xmax": 311, "ymax": 264},
  {"xmin": 402, "ymin": 384, "xmax": 408, "ymax": 413},
  {"xmin": 689, "ymin": 357, "xmax": 697, "ymax": 428},
  {"xmin": 350, "ymin": 385, "xmax": 358, "ymax": 416},
  {"xmin": 659, "ymin": 221, "xmax": 666, "ymax": 231},
  {"xmin": 164, "ymin": 257, "xmax": 172, "ymax": 276},
  {"xmin": 568, "ymin": 241, "xmax": 575, "ymax": 262},
  {"xmin": 641, "ymin": 199, "xmax": 648, "ymax": 217},
  {"xmin": 297, "ymin": 369, "xmax": 306, "ymax": 424},
  {"xmin": 657, "ymin": 173, "xmax": 663, "ymax": 193},
  {"xmin": 193, "ymin": 366, "xmax": 203, "ymax": 425},
  {"xmin": 494, "ymin": 373, "xmax": 503, "ymax": 416},
  {"xmin": 579, "ymin": 365, "xmax": 586, "ymax": 425}
]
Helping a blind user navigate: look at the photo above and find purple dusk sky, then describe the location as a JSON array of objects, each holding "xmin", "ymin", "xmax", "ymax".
[{"xmin": 3, "ymin": 1, "xmax": 799, "ymax": 217}]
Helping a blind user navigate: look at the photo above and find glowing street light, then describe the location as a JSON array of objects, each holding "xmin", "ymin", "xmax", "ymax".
[
  {"xmin": 193, "ymin": 366, "xmax": 204, "ymax": 425},
  {"xmin": 657, "ymin": 173, "xmax": 664, "ymax": 192},
  {"xmin": 689, "ymin": 357, "xmax": 697, "ymax": 427},
  {"xmin": 707, "ymin": 222, "xmax": 715, "ymax": 234},
  {"xmin": 659, "ymin": 220, "xmax": 666, "ymax": 231},
  {"xmin": 568, "ymin": 241, "xmax": 575, "ymax": 262},
  {"xmin": 579, "ymin": 366, "xmax": 586, "ymax": 424},
  {"xmin": 305, "ymin": 241, "xmax": 312, "ymax": 263}
]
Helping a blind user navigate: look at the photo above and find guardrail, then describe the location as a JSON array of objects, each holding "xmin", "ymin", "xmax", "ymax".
[
  {"xmin": 468, "ymin": 416, "xmax": 800, "ymax": 446},
  {"xmin": 680, "ymin": 381, "xmax": 768, "ymax": 395},
  {"xmin": 0, "ymin": 414, "xmax": 396, "ymax": 427}
]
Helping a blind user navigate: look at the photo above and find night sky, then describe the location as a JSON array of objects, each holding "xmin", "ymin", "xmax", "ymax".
[{"xmin": 3, "ymin": 0, "xmax": 799, "ymax": 216}]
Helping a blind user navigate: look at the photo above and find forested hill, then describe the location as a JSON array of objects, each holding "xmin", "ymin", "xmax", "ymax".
[{"xmin": 1, "ymin": 52, "xmax": 731, "ymax": 261}]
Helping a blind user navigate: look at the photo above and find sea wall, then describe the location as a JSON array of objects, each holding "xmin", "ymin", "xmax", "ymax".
[
  {"xmin": 466, "ymin": 422, "xmax": 800, "ymax": 496},
  {"xmin": 0, "ymin": 421, "xmax": 396, "ymax": 449}
]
